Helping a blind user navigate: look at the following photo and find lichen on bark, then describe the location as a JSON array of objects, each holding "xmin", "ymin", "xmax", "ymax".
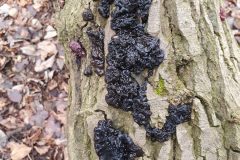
[{"xmin": 155, "ymin": 77, "xmax": 168, "ymax": 96}]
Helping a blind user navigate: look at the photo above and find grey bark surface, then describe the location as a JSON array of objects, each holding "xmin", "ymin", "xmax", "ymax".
[{"xmin": 56, "ymin": 0, "xmax": 240, "ymax": 159}]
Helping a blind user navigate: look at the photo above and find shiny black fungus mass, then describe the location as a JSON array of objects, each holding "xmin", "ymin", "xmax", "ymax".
[
  {"xmin": 98, "ymin": 0, "xmax": 114, "ymax": 18},
  {"xmin": 94, "ymin": 118, "xmax": 144, "ymax": 160},
  {"xmin": 86, "ymin": 27, "xmax": 105, "ymax": 76},
  {"xmin": 82, "ymin": 8, "xmax": 94, "ymax": 21},
  {"xmin": 145, "ymin": 104, "xmax": 192, "ymax": 142},
  {"xmin": 84, "ymin": 65, "xmax": 93, "ymax": 77},
  {"xmin": 97, "ymin": 0, "xmax": 192, "ymax": 143}
]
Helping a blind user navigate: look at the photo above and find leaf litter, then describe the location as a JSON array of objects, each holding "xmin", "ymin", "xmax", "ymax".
[
  {"xmin": 222, "ymin": 0, "xmax": 240, "ymax": 44},
  {"xmin": 0, "ymin": 0, "xmax": 68, "ymax": 159}
]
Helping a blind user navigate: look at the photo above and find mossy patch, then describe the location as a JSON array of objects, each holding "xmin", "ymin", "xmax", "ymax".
[{"xmin": 155, "ymin": 77, "xmax": 167, "ymax": 96}]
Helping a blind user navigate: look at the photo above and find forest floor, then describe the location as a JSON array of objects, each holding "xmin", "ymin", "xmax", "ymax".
[
  {"xmin": 0, "ymin": 0, "xmax": 239, "ymax": 160},
  {"xmin": 0, "ymin": 0, "xmax": 68, "ymax": 159}
]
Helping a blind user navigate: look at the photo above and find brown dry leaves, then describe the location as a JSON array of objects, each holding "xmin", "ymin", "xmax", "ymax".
[
  {"xmin": 0, "ymin": 0, "xmax": 68, "ymax": 159},
  {"xmin": 8, "ymin": 142, "xmax": 32, "ymax": 160},
  {"xmin": 222, "ymin": 0, "xmax": 240, "ymax": 43}
]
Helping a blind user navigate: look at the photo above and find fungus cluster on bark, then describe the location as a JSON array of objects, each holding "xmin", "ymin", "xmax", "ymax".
[
  {"xmin": 99, "ymin": 0, "xmax": 192, "ymax": 140},
  {"xmin": 86, "ymin": 27, "xmax": 105, "ymax": 76},
  {"xmin": 145, "ymin": 104, "xmax": 192, "ymax": 142},
  {"xmin": 83, "ymin": 0, "xmax": 192, "ymax": 158},
  {"xmin": 78, "ymin": 7, "xmax": 106, "ymax": 77},
  {"xmin": 82, "ymin": 8, "xmax": 94, "ymax": 21},
  {"xmin": 94, "ymin": 110, "xmax": 144, "ymax": 160},
  {"xmin": 69, "ymin": 7, "xmax": 105, "ymax": 77},
  {"xmin": 84, "ymin": 65, "xmax": 93, "ymax": 77}
]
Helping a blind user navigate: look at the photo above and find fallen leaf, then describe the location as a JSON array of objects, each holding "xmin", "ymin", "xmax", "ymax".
[
  {"xmin": 8, "ymin": 142, "xmax": 32, "ymax": 160},
  {"xmin": 44, "ymin": 116, "xmax": 61, "ymax": 138},
  {"xmin": 14, "ymin": 27, "xmax": 31, "ymax": 40},
  {"xmin": 55, "ymin": 138, "xmax": 67, "ymax": 146},
  {"xmin": 8, "ymin": 7, "xmax": 18, "ymax": 18},
  {"xmin": 60, "ymin": 82, "xmax": 68, "ymax": 93},
  {"xmin": 0, "ymin": 19, "xmax": 13, "ymax": 29},
  {"xmin": 55, "ymin": 100, "xmax": 67, "ymax": 113},
  {"xmin": 13, "ymin": 59, "xmax": 29, "ymax": 72},
  {"xmin": 50, "ymin": 110, "xmax": 66, "ymax": 125},
  {"xmin": 44, "ymin": 25, "xmax": 57, "ymax": 39},
  {"xmin": 0, "ymin": 129, "xmax": 7, "ymax": 148},
  {"xmin": 36, "ymin": 49, "xmax": 48, "ymax": 60},
  {"xmin": 48, "ymin": 70, "xmax": 55, "ymax": 80},
  {"xmin": 7, "ymin": 89, "xmax": 22, "ymax": 103},
  {"xmin": 30, "ymin": 110, "xmax": 49, "ymax": 126},
  {"xmin": 0, "ymin": 116, "xmax": 19, "ymax": 129},
  {"xmin": 18, "ymin": 0, "xmax": 33, "ymax": 7},
  {"xmin": 0, "ymin": 74, "xmax": 13, "ymax": 92},
  {"xmin": 234, "ymin": 18, "xmax": 240, "ymax": 29},
  {"xmin": 31, "ymin": 18, "xmax": 42, "ymax": 30},
  {"xmin": 27, "ymin": 128, "xmax": 42, "ymax": 145},
  {"xmin": 37, "ymin": 41, "xmax": 58, "ymax": 56},
  {"xmin": 0, "ymin": 56, "xmax": 10, "ymax": 70},
  {"xmin": 34, "ymin": 146, "xmax": 49, "ymax": 155},
  {"xmin": 31, "ymin": 30, "xmax": 44, "ymax": 43},
  {"xmin": 0, "ymin": 97, "xmax": 9, "ymax": 109},
  {"xmin": 26, "ymin": 5, "xmax": 37, "ymax": 17},
  {"xmin": 56, "ymin": 113, "xmax": 66, "ymax": 125},
  {"xmin": 48, "ymin": 79, "xmax": 58, "ymax": 91},
  {"xmin": 234, "ymin": 34, "xmax": 240, "ymax": 43},
  {"xmin": 220, "ymin": 7, "xmax": 228, "ymax": 21},
  {"xmin": 228, "ymin": 0, "xmax": 237, "ymax": 4},
  {"xmin": 56, "ymin": 58, "xmax": 65, "ymax": 70},
  {"xmin": 19, "ymin": 109, "xmax": 33, "ymax": 124},
  {"xmin": 20, "ymin": 45, "xmax": 36, "ymax": 56},
  {"xmin": 53, "ymin": 147, "xmax": 64, "ymax": 160},
  {"xmin": 34, "ymin": 55, "xmax": 56, "ymax": 72},
  {"xmin": 0, "ymin": 4, "xmax": 10, "ymax": 16},
  {"xmin": 12, "ymin": 84, "xmax": 25, "ymax": 91},
  {"xmin": 33, "ymin": 0, "xmax": 48, "ymax": 11}
]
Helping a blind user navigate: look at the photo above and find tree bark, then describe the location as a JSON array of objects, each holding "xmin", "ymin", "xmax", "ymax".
[{"xmin": 56, "ymin": 0, "xmax": 240, "ymax": 159}]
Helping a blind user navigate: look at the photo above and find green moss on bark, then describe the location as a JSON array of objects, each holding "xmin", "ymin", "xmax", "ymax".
[{"xmin": 155, "ymin": 77, "xmax": 168, "ymax": 96}]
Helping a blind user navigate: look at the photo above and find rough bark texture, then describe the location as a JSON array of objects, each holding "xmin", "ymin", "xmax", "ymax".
[{"xmin": 56, "ymin": 0, "xmax": 240, "ymax": 159}]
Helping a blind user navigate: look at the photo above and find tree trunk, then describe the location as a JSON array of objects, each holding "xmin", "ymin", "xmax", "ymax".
[{"xmin": 56, "ymin": 0, "xmax": 240, "ymax": 159}]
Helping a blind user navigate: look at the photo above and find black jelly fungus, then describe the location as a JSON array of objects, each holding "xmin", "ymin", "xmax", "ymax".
[
  {"xmin": 145, "ymin": 104, "xmax": 192, "ymax": 142},
  {"xmin": 98, "ymin": 0, "xmax": 114, "ymax": 18},
  {"xmin": 86, "ymin": 27, "xmax": 105, "ymax": 76},
  {"xmin": 138, "ymin": 0, "xmax": 152, "ymax": 23},
  {"xmin": 97, "ymin": 0, "xmax": 192, "ymax": 144},
  {"xmin": 94, "ymin": 118, "xmax": 144, "ymax": 160},
  {"xmin": 84, "ymin": 66, "xmax": 93, "ymax": 77},
  {"xmin": 82, "ymin": 8, "xmax": 94, "ymax": 21}
]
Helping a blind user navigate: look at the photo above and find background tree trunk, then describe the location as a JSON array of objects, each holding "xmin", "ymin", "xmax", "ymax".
[{"xmin": 56, "ymin": 0, "xmax": 240, "ymax": 159}]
